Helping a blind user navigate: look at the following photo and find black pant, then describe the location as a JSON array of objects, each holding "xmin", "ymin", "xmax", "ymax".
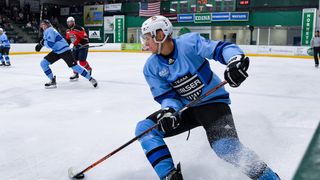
[
  {"xmin": 147, "ymin": 102, "xmax": 239, "ymax": 144},
  {"xmin": 0, "ymin": 47, "xmax": 10, "ymax": 55},
  {"xmin": 73, "ymin": 46, "xmax": 89, "ymax": 61},
  {"xmin": 44, "ymin": 50, "xmax": 77, "ymax": 67},
  {"xmin": 313, "ymin": 47, "xmax": 320, "ymax": 65}
]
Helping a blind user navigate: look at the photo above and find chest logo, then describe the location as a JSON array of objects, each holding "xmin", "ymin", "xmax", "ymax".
[
  {"xmin": 159, "ymin": 68, "xmax": 169, "ymax": 78},
  {"xmin": 171, "ymin": 73, "xmax": 204, "ymax": 101}
]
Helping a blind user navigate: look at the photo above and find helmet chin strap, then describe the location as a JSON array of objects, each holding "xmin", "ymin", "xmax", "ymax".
[
  {"xmin": 153, "ymin": 35, "xmax": 168, "ymax": 54},
  {"xmin": 156, "ymin": 42, "xmax": 162, "ymax": 54}
]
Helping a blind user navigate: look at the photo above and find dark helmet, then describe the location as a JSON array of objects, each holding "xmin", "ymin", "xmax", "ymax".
[{"xmin": 40, "ymin": 19, "xmax": 52, "ymax": 27}]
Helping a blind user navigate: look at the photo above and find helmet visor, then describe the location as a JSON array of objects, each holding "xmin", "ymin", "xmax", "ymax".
[{"xmin": 140, "ymin": 34, "xmax": 151, "ymax": 51}]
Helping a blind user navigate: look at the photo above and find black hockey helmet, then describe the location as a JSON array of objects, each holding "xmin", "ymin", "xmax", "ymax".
[{"xmin": 40, "ymin": 19, "xmax": 52, "ymax": 27}]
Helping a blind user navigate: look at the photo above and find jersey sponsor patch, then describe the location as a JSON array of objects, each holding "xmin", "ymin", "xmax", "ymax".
[
  {"xmin": 69, "ymin": 34, "xmax": 76, "ymax": 43},
  {"xmin": 159, "ymin": 67, "xmax": 169, "ymax": 78},
  {"xmin": 171, "ymin": 73, "xmax": 204, "ymax": 100}
]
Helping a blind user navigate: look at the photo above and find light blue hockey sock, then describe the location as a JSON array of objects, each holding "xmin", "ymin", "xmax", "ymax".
[
  {"xmin": 212, "ymin": 138, "xmax": 277, "ymax": 179},
  {"xmin": 71, "ymin": 65, "xmax": 91, "ymax": 80},
  {"xmin": 135, "ymin": 119, "xmax": 174, "ymax": 179},
  {"xmin": 40, "ymin": 59, "xmax": 53, "ymax": 80},
  {"xmin": 4, "ymin": 55, "xmax": 10, "ymax": 63}
]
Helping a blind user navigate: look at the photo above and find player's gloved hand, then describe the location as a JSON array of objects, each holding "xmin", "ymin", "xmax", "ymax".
[
  {"xmin": 224, "ymin": 54, "xmax": 249, "ymax": 87},
  {"xmin": 69, "ymin": 43, "xmax": 74, "ymax": 50},
  {"xmin": 35, "ymin": 39, "xmax": 44, "ymax": 52},
  {"xmin": 157, "ymin": 108, "xmax": 180, "ymax": 133},
  {"xmin": 35, "ymin": 43, "xmax": 43, "ymax": 52}
]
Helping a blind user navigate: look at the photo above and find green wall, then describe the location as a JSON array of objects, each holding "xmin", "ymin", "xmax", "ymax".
[
  {"xmin": 122, "ymin": 2, "xmax": 139, "ymax": 14},
  {"xmin": 250, "ymin": 10, "xmax": 302, "ymax": 26},
  {"xmin": 126, "ymin": 10, "xmax": 302, "ymax": 28}
]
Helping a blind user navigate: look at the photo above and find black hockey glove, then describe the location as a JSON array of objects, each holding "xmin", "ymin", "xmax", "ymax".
[
  {"xmin": 35, "ymin": 44, "xmax": 42, "ymax": 52},
  {"xmin": 224, "ymin": 55, "xmax": 250, "ymax": 87},
  {"xmin": 35, "ymin": 39, "xmax": 44, "ymax": 52},
  {"xmin": 157, "ymin": 108, "xmax": 180, "ymax": 133}
]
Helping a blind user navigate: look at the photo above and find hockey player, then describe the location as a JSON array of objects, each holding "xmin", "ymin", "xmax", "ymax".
[
  {"xmin": 0, "ymin": 28, "xmax": 11, "ymax": 66},
  {"xmin": 35, "ymin": 19, "xmax": 97, "ymax": 89},
  {"xmin": 65, "ymin": 16, "xmax": 93, "ymax": 81},
  {"xmin": 135, "ymin": 16, "xmax": 280, "ymax": 180}
]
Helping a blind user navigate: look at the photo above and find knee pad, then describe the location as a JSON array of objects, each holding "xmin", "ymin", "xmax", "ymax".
[
  {"xmin": 212, "ymin": 138, "xmax": 242, "ymax": 161},
  {"xmin": 135, "ymin": 119, "xmax": 162, "ymax": 138}
]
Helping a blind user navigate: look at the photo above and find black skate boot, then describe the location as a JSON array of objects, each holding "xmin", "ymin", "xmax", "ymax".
[
  {"xmin": 89, "ymin": 77, "xmax": 98, "ymax": 88},
  {"xmin": 45, "ymin": 76, "xmax": 57, "ymax": 89},
  {"xmin": 0, "ymin": 61, "xmax": 5, "ymax": 66},
  {"xmin": 4, "ymin": 62, "xmax": 11, "ymax": 66},
  {"xmin": 69, "ymin": 73, "xmax": 79, "ymax": 81},
  {"xmin": 163, "ymin": 163, "xmax": 183, "ymax": 180},
  {"xmin": 315, "ymin": 64, "xmax": 319, "ymax": 68}
]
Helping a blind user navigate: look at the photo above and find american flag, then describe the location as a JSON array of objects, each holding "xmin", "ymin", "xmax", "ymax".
[{"xmin": 139, "ymin": 2, "xmax": 160, "ymax": 17}]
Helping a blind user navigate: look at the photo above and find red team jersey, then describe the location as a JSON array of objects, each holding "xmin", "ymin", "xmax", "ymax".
[{"xmin": 66, "ymin": 25, "xmax": 89, "ymax": 46}]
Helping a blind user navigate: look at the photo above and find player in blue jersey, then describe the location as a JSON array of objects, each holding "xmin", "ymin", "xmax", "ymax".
[
  {"xmin": 135, "ymin": 16, "xmax": 280, "ymax": 180},
  {"xmin": 0, "ymin": 28, "xmax": 11, "ymax": 66},
  {"xmin": 35, "ymin": 20, "xmax": 97, "ymax": 89}
]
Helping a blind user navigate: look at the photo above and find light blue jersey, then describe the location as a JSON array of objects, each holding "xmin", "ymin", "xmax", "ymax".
[
  {"xmin": 0, "ymin": 33, "xmax": 10, "ymax": 48},
  {"xmin": 143, "ymin": 32, "xmax": 244, "ymax": 111},
  {"xmin": 138, "ymin": 32, "xmax": 280, "ymax": 180},
  {"xmin": 43, "ymin": 27, "xmax": 70, "ymax": 54}
]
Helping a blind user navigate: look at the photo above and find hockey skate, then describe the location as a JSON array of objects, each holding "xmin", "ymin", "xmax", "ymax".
[
  {"xmin": 89, "ymin": 77, "xmax": 98, "ymax": 88},
  {"xmin": 4, "ymin": 62, "xmax": 11, "ymax": 66},
  {"xmin": 315, "ymin": 64, "xmax": 319, "ymax": 68},
  {"xmin": 163, "ymin": 163, "xmax": 183, "ymax": 180},
  {"xmin": 0, "ymin": 61, "xmax": 5, "ymax": 66},
  {"xmin": 45, "ymin": 76, "xmax": 57, "ymax": 89},
  {"xmin": 69, "ymin": 73, "xmax": 79, "ymax": 81}
]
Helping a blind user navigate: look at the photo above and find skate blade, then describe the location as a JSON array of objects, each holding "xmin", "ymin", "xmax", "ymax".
[
  {"xmin": 70, "ymin": 78, "xmax": 79, "ymax": 82},
  {"xmin": 45, "ymin": 85, "xmax": 57, "ymax": 89},
  {"xmin": 90, "ymin": 79, "xmax": 98, "ymax": 88},
  {"xmin": 68, "ymin": 167, "xmax": 85, "ymax": 179}
]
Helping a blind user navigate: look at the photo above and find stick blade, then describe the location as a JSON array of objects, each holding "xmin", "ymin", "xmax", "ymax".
[{"xmin": 68, "ymin": 167, "xmax": 85, "ymax": 179}]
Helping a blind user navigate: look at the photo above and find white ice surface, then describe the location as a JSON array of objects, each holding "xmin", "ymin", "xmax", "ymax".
[{"xmin": 0, "ymin": 53, "xmax": 319, "ymax": 180}]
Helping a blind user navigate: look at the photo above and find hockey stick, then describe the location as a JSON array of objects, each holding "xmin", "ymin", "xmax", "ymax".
[
  {"xmin": 68, "ymin": 80, "xmax": 228, "ymax": 179},
  {"xmin": 79, "ymin": 37, "xmax": 109, "ymax": 50},
  {"xmin": 89, "ymin": 36, "xmax": 109, "ymax": 48}
]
